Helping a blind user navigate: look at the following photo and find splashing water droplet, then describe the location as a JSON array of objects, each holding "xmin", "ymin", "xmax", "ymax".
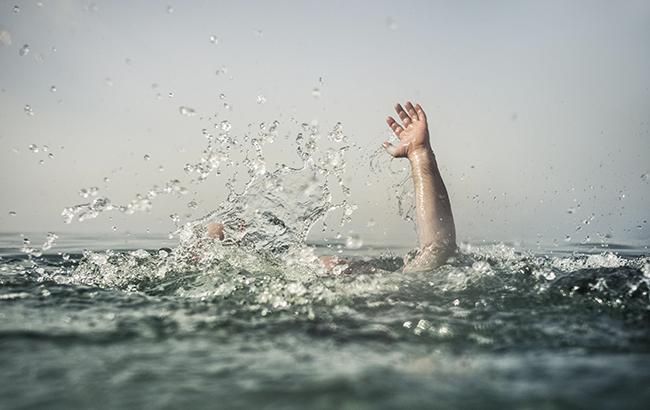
[
  {"xmin": 219, "ymin": 93, "xmax": 226, "ymax": 100},
  {"xmin": 344, "ymin": 204, "xmax": 357, "ymax": 217},
  {"xmin": 21, "ymin": 237, "xmax": 38, "ymax": 256},
  {"xmin": 187, "ymin": 200, "xmax": 198, "ymax": 209},
  {"xmin": 41, "ymin": 232, "xmax": 58, "ymax": 251},
  {"xmin": 345, "ymin": 234, "xmax": 363, "ymax": 249},
  {"xmin": 179, "ymin": 106, "xmax": 196, "ymax": 116},
  {"xmin": 144, "ymin": 154, "xmax": 151, "ymax": 161},
  {"xmin": 8, "ymin": 211, "xmax": 16, "ymax": 216},
  {"xmin": 170, "ymin": 213, "xmax": 180, "ymax": 225},
  {"xmin": 413, "ymin": 319, "xmax": 429, "ymax": 336},
  {"xmin": 641, "ymin": 173, "xmax": 649, "ymax": 182},
  {"xmin": 28, "ymin": 144, "xmax": 38, "ymax": 153},
  {"xmin": 543, "ymin": 271, "xmax": 556, "ymax": 281},
  {"xmin": 256, "ymin": 95, "xmax": 266, "ymax": 104},
  {"xmin": 91, "ymin": 197, "xmax": 111, "ymax": 211},
  {"xmin": 38, "ymin": 160, "xmax": 44, "ymax": 165},
  {"xmin": 24, "ymin": 105, "xmax": 34, "ymax": 116},
  {"xmin": 220, "ymin": 120, "xmax": 232, "ymax": 132},
  {"xmin": 13, "ymin": 5, "xmax": 20, "ymax": 13},
  {"xmin": 158, "ymin": 165, "xmax": 165, "ymax": 172},
  {"xmin": 42, "ymin": 145, "xmax": 49, "ymax": 152},
  {"xmin": 50, "ymin": 85, "xmax": 57, "ymax": 92},
  {"xmin": 103, "ymin": 176, "xmax": 110, "ymax": 183},
  {"xmin": 48, "ymin": 153, "xmax": 54, "ymax": 159},
  {"xmin": 112, "ymin": 225, "xmax": 118, "ymax": 231},
  {"xmin": 209, "ymin": 35, "xmax": 219, "ymax": 44}
]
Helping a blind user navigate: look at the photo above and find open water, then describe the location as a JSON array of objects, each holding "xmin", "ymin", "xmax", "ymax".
[{"xmin": 1, "ymin": 232, "xmax": 649, "ymax": 409}]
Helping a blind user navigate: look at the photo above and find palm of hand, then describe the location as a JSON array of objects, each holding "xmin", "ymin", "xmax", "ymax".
[{"xmin": 383, "ymin": 102, "xmax": 430, "ymax": 158}]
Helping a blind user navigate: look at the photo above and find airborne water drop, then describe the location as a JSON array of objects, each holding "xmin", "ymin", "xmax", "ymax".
[{"xmin": 179, "ymin": 106, "xmax": 196, "ymax": 116}]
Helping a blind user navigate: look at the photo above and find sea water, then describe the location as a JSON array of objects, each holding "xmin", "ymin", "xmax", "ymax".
[
  {"xmin": 2, "ymin": 119, "xmax": 649, "ymax": 409},
  {"xmin": 1, "ymin": 235, "xmax": 649, "ymax": 409}
]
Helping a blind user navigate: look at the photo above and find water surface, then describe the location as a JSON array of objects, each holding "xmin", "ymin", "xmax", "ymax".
[{"xmin": 1, "ymin": 233, "xmax": 648, "ymax": 409}]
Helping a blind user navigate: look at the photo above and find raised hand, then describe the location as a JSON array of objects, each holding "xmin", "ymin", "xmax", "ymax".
[{"xmin": 383, "ymin": 102, "xmax": 431, "ymax": 159}]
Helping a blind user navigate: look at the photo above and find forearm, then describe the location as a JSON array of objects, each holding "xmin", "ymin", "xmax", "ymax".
[{"xmin": 408, "ymin": 148, "xmax": 456, "ymax": 250}]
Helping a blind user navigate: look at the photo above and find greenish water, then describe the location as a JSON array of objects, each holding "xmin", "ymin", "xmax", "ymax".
[{"xmin": 1, "ymin": 234, "xmax": 648, "ymax": 409}]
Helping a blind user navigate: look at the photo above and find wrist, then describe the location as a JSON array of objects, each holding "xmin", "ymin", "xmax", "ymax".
[{"xmin": 407, "ymin": 146, "xmax": 436, "ymax": 167}]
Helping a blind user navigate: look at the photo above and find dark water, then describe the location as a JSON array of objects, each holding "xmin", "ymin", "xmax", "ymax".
[{"xmin": 1, "ymin": 233, "xmax": 649, "ymax": 410}]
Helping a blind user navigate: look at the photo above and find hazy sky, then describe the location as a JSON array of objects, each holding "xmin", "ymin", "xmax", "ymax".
[{"xmin": 1, "ymin": 0, "xmax": 649, "ymax": 247}]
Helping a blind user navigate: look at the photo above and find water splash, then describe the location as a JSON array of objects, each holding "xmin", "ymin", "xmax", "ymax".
[
  {"xmin": 179, "ymin": 106, "xmax": 196, "ymax": 116},
  {"xmin": 179, "ymin": 120, "xmax": 354, "ymax": 253},
  {"xmin": 59, "ymin": 113, "xmax": 355, "ymax": 259},
  {"xmin": 53, "ymin": 117, "xmax": 361, "ymax": 306}
]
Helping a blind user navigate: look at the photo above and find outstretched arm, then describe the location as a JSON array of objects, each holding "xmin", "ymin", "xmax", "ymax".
[{"xmin": 384, "ymin": 102, "xmax": 456, "ymax": 271}]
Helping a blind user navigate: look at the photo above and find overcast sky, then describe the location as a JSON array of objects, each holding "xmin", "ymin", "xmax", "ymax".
[{"xmin": 1, "ymin": 0, "xmax": 649, "ymax": 247}]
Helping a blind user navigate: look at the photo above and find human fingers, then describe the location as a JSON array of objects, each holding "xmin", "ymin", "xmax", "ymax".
[
  {"xmin": 405, "ymin": 101, "xmax": 419, "ymax": 121},
  {"xmin": 386, "ymin": 116, "xmax": 404, "ymax": 138},
  {"xmin": 395, "ymin": 103, "xmax": 412, "ymax": 127},
  {"xmin": 383, "ymin": 140, "xmax": 406, "ymax": 158},
  {"xmin": 415, "ymin": 103, "xmax": 427, "ymax": 123},
  {"xmin": 383, "ymin": 141, "xmax": 398, "ymax": 157}
]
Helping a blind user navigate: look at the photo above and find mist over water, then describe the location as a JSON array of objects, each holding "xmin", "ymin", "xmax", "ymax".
[{"xmin": 1, "ymin": 1, "xmax": 649, "ymax": 409}]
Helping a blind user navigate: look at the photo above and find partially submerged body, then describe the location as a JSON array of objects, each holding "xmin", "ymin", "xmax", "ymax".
[{"xmin": 206, "ymin": 102, "xmax": 456, "ymax": 273}]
